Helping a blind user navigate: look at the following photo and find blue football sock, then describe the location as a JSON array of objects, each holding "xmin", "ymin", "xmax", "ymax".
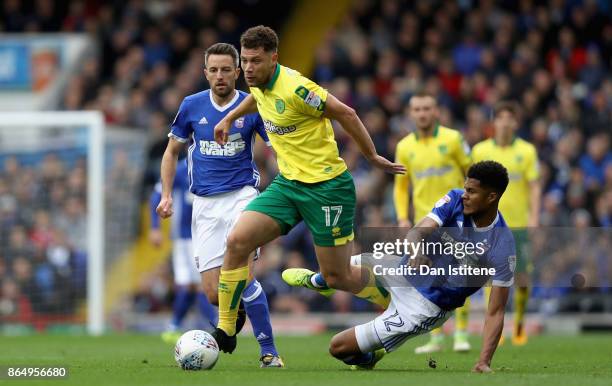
[
  {"xmin": 242, "ymin": 279, "xmax": 278, "ymax": 356},
  {"xmin": 171, "ymin": 287, "xmax": 195, "ymax": 330},
  {"xmin": 311, "ymin": 272, "xmax": 329, "ymax": 289},
  {"xmin": 196, "ymin": 293, "xmax": 218, "ymax": 329},
  {"xmin": 342, "ymin": 352, "xmax": 374, "ymax": 366}
]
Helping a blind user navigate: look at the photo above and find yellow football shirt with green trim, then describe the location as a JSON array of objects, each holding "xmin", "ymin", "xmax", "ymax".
[
  {"xmin": 394, "ymin": 125, "xmax": 471, "ymax": 222},
  {"xmin": 472, "ymin": 138, "xmax": 539, "ymax": 227},
  {"xmin": 249, "ymin": 64, "xmax": 347, "ymax": 183}
]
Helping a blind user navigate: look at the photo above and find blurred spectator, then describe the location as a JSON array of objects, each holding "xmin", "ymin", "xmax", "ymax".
[
  {"xmin": 580, "ymin": 133, "xmax": 612, "ymax": 191},
  {"xmin": 0, "ymin": 154, "xmax": 88, "ymax": 322}
]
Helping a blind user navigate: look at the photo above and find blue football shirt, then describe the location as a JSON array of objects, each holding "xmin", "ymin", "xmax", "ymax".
[
  {"xmin": 169, "ymin": 89, "xmax": 270, "ymax": 197},
  {"xmin": 405, "ymin": 189, "xmax": 516, "ymax": 310}
]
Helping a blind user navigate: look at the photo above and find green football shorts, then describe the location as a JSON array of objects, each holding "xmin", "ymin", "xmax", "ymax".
[
  {"xmin": 513, "ymin": 229, "xmax": 533, "ymax": 274},
  {"xmin": 245, "ymin": 170, "xmax": 355, "ymax": 247}
]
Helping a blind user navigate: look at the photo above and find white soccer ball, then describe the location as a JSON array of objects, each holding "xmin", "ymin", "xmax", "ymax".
[{"xmin": 174, "ymin": 330, "xmax": 219, "ymax": 370}]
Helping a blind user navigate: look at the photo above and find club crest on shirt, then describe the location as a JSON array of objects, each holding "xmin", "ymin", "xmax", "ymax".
[
  {"xmin": 234, "ymin": 117, "xmax": 244, "ymax": 128},
  {"xmin": 508, "ymin": 255, "xmax": 517, "ymax": 273},
  {"xmin": 275, "ymin": 99, "xmax": 285, "ymax": 114}
]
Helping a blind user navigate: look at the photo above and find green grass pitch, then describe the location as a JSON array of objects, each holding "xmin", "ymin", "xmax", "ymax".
[{"xmin": 1, "ymin": 333, "xmax": 610, "ymax": 386}]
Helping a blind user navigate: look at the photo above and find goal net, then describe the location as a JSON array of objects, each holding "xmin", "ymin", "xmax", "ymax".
[{"xmin": 0, "ymin": 112, "xmax": 104, "ymax": 335}]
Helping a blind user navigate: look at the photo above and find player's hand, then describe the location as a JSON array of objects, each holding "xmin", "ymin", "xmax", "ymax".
[
  {"xmin": 214, "ymin": 118, "xmax": 231, "ymax": 145},
  {"xmin": 149, "ymin": 229, "xmax": 163, "ymax": 247},
  {"xmin": 472, "ymin": 362, "xmax": 493, "ymax": 373},
  {"xmin": 368, "ymin": 154, "xmax": 406, "ymax": 175},
  {"xmin": 156, "ymin": 196, "xmax": 173, "ymax": 219}
]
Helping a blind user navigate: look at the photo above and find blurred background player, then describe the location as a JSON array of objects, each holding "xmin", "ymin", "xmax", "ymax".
[
  {"xmin": 211, "ymin": 25, "xmax": 405, "ymax": 353},
  {"xmin": 329, "ymin": 161, "xmax": 515, "ymax": 373},
  {"xmin": 156, "ymin": 42, "xmax": 282, "ymax": 367},
  {"xmin": 393, "ymin": 91, "xmax": 473, "ymax": 353},
  {"xmin": 149, "ymin": 159, "xmax": 217, "ymax": 343},
  {"xmin": 473, "ymin": 101, "xmax": 541, "ymax": 345}
]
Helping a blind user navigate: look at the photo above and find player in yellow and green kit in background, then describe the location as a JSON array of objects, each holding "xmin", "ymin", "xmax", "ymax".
[
  {"xmin": 473, "ymin": 101, "xmax": 541, "ymax": 346},
  {"xmin": 393, "ymin": 92, "xmax": 473, "ymax": 353}
]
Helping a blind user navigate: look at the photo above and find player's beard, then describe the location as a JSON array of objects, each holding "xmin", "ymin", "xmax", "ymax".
[
  {"xmin": 214, "ymin": 84, "xmax": 233, "ymax": 98},
  {"xmin": 416, "ymin": 119, "xmax": 435, "ymax": 132},
  {"xmin": 246, "ymin": 75, "xmax": 265, "ymax": 88},
  {"xmin": 250, "ymin": 64, "xmax": 275, "ymax": 88}
]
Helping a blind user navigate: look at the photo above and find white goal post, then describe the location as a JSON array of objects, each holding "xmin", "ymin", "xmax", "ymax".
[{"xmin": 0, "ymin": 111, "xmax": 105, "ymax": 335}]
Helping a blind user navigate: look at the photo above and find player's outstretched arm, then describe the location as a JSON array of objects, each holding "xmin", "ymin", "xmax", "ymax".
[
  {"xmin": 473, "ymin": 286, "xmax": 510, "ymax": 373},
  {"xmin": 157, "ymin": 137, "xmax": 183, "ymax": 219},
  {"xmin": 406, "ymin": 216, "xmax": 438, "ymax": 268},
  {"xmin": 322, "ymin": 94, "xmax": 406, "ymax": 175},
  {"xmin": 214, "ymin": 94, "xmax": 258, "ymax": 145}
]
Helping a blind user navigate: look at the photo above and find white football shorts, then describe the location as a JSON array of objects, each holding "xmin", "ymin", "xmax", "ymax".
[
  {"xmin": 355, "ymin": 286, "xmax": 450, "ymax": 353},
  {"xmin": 172, "ymin": 238, "xmax": 201, "ymax": 285},
  {"xmin": 192, "ymin": 185, "xmax": 258, "ymax": 272}
]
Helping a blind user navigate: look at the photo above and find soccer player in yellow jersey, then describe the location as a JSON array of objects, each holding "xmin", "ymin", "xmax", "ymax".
[
  {"xmin": 393, "ymin": 92, "xmax": 473, "ymax": 354},
  {"xmin": 472, "ymin": 101, "xmax": 541, "ymax": 346},
  {"xmin": 394, "ymin": 92, "xmax": 472, "ymax": 226},
  {"xmin": 209, "ymin": 26, "xmax": 405, "ymax": 353}
]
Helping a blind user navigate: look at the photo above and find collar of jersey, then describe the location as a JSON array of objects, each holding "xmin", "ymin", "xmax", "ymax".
[
  {"xmin": 415, "ymin": 123, "xmax": 440, "ymax": 140},
  {"xmin": 470, "ymin": 212, "xmax": 499, "ymax": 232},
  {"xmin": 492, "ymin": 136, "xmax": 517, "ymax": 147},
  {"xmin": 264, "ymin": 63, "xmax": 281, "ymax": 90},
  {"xmin": 209, "ymin": 89, "xmax": 240, "ymax": 112}
]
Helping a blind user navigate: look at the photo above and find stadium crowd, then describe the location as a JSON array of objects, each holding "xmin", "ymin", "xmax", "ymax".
[
  {"xmin": 1, "ymin": 0, "xmax": 610, "ymax": 318},
  {"xmin": 0, "ymin": 154, "xmax": 88, "ymax": 325}
]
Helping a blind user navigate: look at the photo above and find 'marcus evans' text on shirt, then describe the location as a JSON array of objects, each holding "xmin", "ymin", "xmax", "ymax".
[{"xmin": 169, "ymin": 90, "xmax": 270, "ymax": 196}]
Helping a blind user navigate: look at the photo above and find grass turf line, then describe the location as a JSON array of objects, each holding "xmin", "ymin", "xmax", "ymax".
[{"xmin": 0, "ymin": 333, "xmax": 610, "ymax": 386}]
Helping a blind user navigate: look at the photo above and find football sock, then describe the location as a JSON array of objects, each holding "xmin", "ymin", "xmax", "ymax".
[
  {"xmin": 217, "ymin": 266, "xmax": 249, "ymax": 336},
  {"xmin": 484, "ymin": 286, "xmax": 491, "ymax": 306},
  {"xmin": 430, "ymin": 328, "xmax": 444, "ymax": 342},
  {"xmin": 196, "ymin": 292, "xmax": 218, "ymax": 329},
  {"xmin": 514, "ymin": 287, "xmax": 530, "ymax": 335},
  {"xmin": 242, "ymin": 279, "xmax": 278, "ymax": 356},
  {"xmin": 455, "ymin": 298, "xmax": 470, "ymax": 332},
  {"xmin": 311, "ymin": 272, "xmax": 329, "ymax": 289},
  {"xmin": 312, "ymin": 268, "xmax": 389, "ymax": 308},
  {"xmin": 171, "ymin": 287, "xmax": 195, "ymax": 330},
  {"xmin": 354, "ymin": 269, "xmax": 390, "ymax": 308}
]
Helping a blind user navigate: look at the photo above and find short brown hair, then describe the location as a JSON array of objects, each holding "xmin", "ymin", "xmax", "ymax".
[
  {"xmin": 240, "ymin": 25, "xmax": 278, "ymax": 52},
  {"xmin": 494, "ymin": 101, "xmax": 520, "ymax": 118},
  {"xmin": 205, "ymin": 43, "xmax": 239, "ymax": 68},
  {"xmin": 410, "ymin": 90, "xmax": 438, "ymax": 105}
]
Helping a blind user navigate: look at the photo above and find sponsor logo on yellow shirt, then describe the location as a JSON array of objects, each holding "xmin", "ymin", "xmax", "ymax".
[{"xmin": 263, "ymin": 120, "xmax": 296, "ymax": 135}]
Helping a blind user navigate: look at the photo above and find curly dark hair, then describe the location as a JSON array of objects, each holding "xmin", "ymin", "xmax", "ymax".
[
  {"xmin": 240, "ymin": 25, "xmax": 279, "ymax": 52},
  {"xmin": 467, "ymin": 161, "xmax": 509, "ymax": 196}
]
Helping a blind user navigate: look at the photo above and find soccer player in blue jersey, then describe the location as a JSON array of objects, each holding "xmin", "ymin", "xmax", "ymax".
[
  {"xmin": 149, "ymin": 160, "xmax": 218, "ymax": 343},
  {"xmin": 156, "ymin": 43, "xmax": 283, "ymax": 368},
  {"xmin": 327, "ymin": 161, "xmax": 515, "ymax": 373}
]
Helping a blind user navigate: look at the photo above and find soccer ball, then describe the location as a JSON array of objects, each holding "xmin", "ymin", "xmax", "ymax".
[{"xmin": 174, "ymin": 330, "xmax": 219, "ymax": 370}]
